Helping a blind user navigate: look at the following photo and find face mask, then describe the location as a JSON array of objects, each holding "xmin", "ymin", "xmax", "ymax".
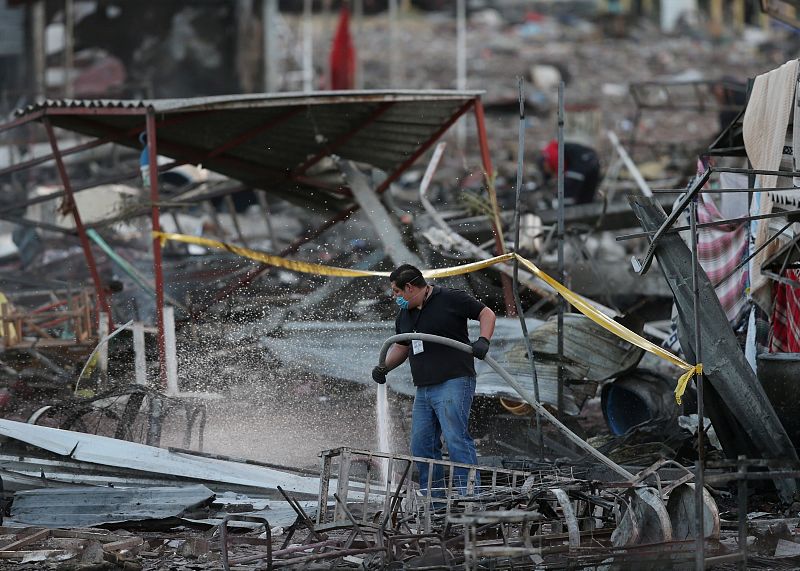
[{"xmin": 395, "ymin": 296, "xmax": 410, "ymax": 310}]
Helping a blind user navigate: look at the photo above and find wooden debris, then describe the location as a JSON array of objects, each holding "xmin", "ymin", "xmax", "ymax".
[
  {"xmin": 102, "ymin": 537, "xmax": 144, "ymax": 553},
  {"xmin": 0, "ymin": 528, "xmax": 49, "ymax": 551}
]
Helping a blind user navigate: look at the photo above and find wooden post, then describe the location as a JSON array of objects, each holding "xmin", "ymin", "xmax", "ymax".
[
  {"xmin": 164, "ymin": 306, "xmax": 178, "ymax": 395},
  {"xmin": 83, "ymin": 290, "xmax": 92, "ymax": 341},
  {"xmin": 98, "ymin": 311, "xmax": 108, "ymax": 387},
  {"xmin": 133, "ymin": 322, "xmax": 147, "ymax": 386}
]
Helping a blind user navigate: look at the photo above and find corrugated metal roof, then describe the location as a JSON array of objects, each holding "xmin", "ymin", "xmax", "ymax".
[
  {"xmin": 11, "ymin": 484, "xmax": 215, "ymax": 528},
  {"xmin": 14, "ymin": 90, "xmax": 482, "ymax": 211},
  {"xmin": 16, "ymin": 90, "xmax": 484, "ymax": 115},
  {"xmin": 0, "ymin": 419, "xmax": 322, "ymax": 497}
]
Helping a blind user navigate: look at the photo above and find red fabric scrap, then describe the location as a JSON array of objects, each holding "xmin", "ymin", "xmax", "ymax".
[{"xmin": 769, "ymin": 269, "xmax": 800, "ymax": 353}]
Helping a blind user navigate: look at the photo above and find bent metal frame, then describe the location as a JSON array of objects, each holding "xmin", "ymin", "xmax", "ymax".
[{"xmin": 0, "ymin": 90, "xmax": 513, "ymax": 386}]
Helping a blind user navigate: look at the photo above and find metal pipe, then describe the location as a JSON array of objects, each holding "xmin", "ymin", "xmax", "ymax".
[
  {"xmin": 737, "ymin": 455, "xmax": 747, "ymax": 571},
  {"xmin": 556, "ymin": 81, "xmax": 565, "ymax": 419},
  {"xmin": 302, "ymin": 0, "xmax": 313, "ymax": 92},
  {"xmin": 64, "ymin": 0, "xmax": 74, "ymax": 98},
  {"xmin": 377, "ymin": 332, "xmax": 634, "ymax": 480},
  {"xmin": 31, "ymin": 0, "xmax": 45, "ymax": 98},
  {"xmin": 256, "ymin": 190, "xmax": 280, "ymax": 251},
  {"xmin": 714, "ymin": 221, "xmax": 793, "ymax": 288},
  {"xmin": 474, "ymin": 98, "xmax": 516, "ymax": 316},
  {"xmin": 263, "ymin": 0, "xmax": 278, "ymax": 93},
  {"xmin": 606, "ymin": 131, "xmax": 653, "ymax": 197},
  {"xmin": 617, "ymin": 207, "xmax": 800, "ymax": 241},
  {"xmin": 691, "ymin": 197, "xmax": 705, "ymax": 571},
  {"xmin": 714, "ymin": 166, "xmax": 800, "ymax": 177},
  {"xmin": 512, "ymin": 78, "xmax": 543, "ymax": 457},
  {"xmin": 388, "ymin": 0, "xmax": 399, "ymax": 87},
  {"xmin": 653, "ymin": 186, "xmax": 800, "ymax": 193},
  {"xmin": 455, "ymin": 0, "xmax": 466, "ymax": 148},
  {"xmin": 43, "ymin": 118, "xmax": 113, "ymax": 330},
  {"xmin": 146, "ymin": 109, "xmax": 168, "ymax": 387}
]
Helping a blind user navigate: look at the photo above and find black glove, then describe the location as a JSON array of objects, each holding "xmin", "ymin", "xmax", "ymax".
[
  {"xmin": 471, "ymin": 337, "xmax": 490, "ymax": 360},
  {"xmin": 372, "ymin": 365, "xmax": 388, "ymax": 384}
]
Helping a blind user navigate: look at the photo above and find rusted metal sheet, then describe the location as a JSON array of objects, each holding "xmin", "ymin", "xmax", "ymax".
[{"xmin": 9, "ymin": 91, "xmax": 481, "ymax": 211}]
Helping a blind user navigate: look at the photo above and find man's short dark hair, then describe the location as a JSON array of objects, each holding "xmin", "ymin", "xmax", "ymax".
[{"xmin": 390, "ymin": 264, "xmax": 426, "ymax": 288}]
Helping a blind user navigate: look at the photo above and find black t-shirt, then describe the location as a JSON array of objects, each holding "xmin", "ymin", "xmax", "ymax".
[{"xmin": 394, "ymin": 285, "xmax": 486, "ymax": 387}]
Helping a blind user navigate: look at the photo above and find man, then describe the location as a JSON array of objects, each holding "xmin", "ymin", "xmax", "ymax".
[
  {"xmin": 540, "ymin": 139, "xmax": 600, "ymax": 206},
  {"xmin": 372, "ymin": 264, "xmax": 496, "ymax": 493}
]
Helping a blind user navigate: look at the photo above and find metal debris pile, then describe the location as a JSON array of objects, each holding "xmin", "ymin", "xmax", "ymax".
[{"xmin": 5, "ymin": 448, "xmax": 800, "ymax": 570}]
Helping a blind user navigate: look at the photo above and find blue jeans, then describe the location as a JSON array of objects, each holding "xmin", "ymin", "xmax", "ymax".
[{"xmin": 410, "ymin": 376, "xmax": 477, "ymax": 494}]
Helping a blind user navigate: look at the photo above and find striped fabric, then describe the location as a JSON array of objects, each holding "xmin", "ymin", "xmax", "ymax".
[
  {"xmin": 695, "ymin": 195, "xmax": 750, "ymax": 325},
  {"xmin": 769, "ymin": 270, "xmax": 800, "ymax": 352},
  {"xmin": 661, "ymin": 166, "xmax": 751, "ymax": 358}
]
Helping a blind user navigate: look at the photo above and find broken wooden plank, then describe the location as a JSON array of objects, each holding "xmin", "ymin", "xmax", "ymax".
[
  {"xmin": 0, "ymin": 549, "xmax": 65, "ymax": 560},
  {"xmin": 0, "ymin": 528, "xmax": 49, "ymax": 551},
  {"xmin": 51, "ymin": 529, "xmax": 121, "ymax": 543},
  {"xmin": 102, "ymin": 537, "xmax": 143, "ymax": 552}
]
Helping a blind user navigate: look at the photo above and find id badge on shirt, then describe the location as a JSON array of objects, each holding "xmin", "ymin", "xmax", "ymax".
[{"xmin": 412, "ymin": 339, "xmax": 424, "ymax": 355}]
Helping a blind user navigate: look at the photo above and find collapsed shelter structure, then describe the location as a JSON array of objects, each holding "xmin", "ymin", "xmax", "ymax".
[{"xmin": 4, "ymin": 4, "xmax": 800, "ymax": 570}]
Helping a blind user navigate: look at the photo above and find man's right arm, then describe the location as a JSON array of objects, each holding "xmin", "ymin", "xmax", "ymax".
[
  {"xmin": 384, "ymin": 343, "xmax": 410, "ymax": 370},
  {"xmin": 372, "ymin": 343, "xmax": 409, "ymax": 384}
]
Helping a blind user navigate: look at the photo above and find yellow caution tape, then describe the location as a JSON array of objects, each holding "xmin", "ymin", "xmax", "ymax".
[
  {"xmin": 155, "ymin": 232, "xmax": 387, "ymax": 277},
  {"xmin": 674, "ymin": 363, "xmax": 702, "ymax": 405},
  {"xmin": 153, "ymin": 231, "xmax": 702, "ymax": 402}
]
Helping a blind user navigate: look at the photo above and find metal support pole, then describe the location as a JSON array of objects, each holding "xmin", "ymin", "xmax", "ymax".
[
  {"xmin": 256, "ymin": 189, "xmax": 280, "ymax": 250},
  {"xmin": 64, "ymin": 0, "xmax": 75, "ymax": 98},
  {"xmin": 512, "ymin": 78, "xmax": 544, "ymax": 458},
  {"xmin": 737, "ymin": 455, "xmax": 747, "ymax": 570},
  {"xmin": 31, "ymin": 0, "xmax": 45, "ymax": 98},
  {"xmin": 455, "ymin": 0, "xmax": 467, "ymax": 148},
  {"xmin": 147, "ymin": 395, "xmax": 163, "ymax": 446},
  {"xmin": 473, "ymin": 99, "xmax": 516, "ymax": 316},
  {"xmin": 556, "ymin": 81, "xmax": 566, "ymax": 419},
  {"xmin": 43, "ymin": 119, "xmax": 113, "ymax": 330},
  {"xmin": 388, "ymin": 0, "xmax": 399, "ymax": 88},
  {"xmin": 302, "ymin": 0, "xmax": 313, "ymax": 92},
  {"xmin": 98, "ymin": 312, "xmax": 108, "ymax": 388},
  {"xmin": 133, "ymin": 321, "xmax": 147, "ymax": 386},
  {"xmin": 263, "ymin": 0, "xmax": 278, "ymax": 92},
  {"xmin": 146, "ymin": 109, "xmax": 168, "ymax": 387},
  {"xmin": 691, "ymin": 196, "xmax": 706, "ymax": 571},
  {"xmin": 354, "ymin": 0, "xmax": 364, "ymax": 89}
]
